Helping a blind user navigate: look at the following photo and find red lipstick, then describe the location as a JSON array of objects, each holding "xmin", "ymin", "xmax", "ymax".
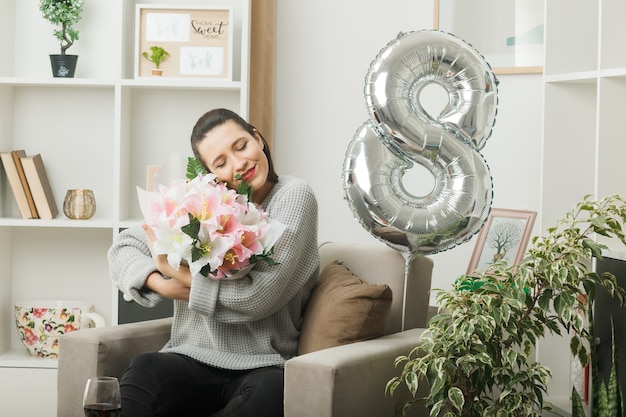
[{"xmin": 242, "ymin": 167, "xmax": 255, "ymax": 181}]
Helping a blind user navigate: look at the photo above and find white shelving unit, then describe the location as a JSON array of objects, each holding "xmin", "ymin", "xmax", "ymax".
[
  {"xmin": 540, "ymin": 0, "xmax": 626, "ymax": 408},
  {"xmin": 0, "ymin": 0, "xmax": 250, "ymax": 415}
]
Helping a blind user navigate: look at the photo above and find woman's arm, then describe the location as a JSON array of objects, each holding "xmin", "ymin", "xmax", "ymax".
[
  {"xmin": 142, "ymin": 224, "xmax": 192, "ymax": 301},
  {"xmin": 145, "ymin": 271, "xmax": 190, "ymax": 301},
  {"xmin": 108, "ymin": 225, "xmax": 191, "ymax": 306}
]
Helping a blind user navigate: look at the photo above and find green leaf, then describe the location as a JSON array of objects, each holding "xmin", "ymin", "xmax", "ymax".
[
  {"xmin": 429, "ymin": 401, "xmax": 443, "ymax": 417},
  {"xmin": 582, "ymin": 238, "xmax": 604, "ymax": 257},
  {"xmin": 448, "ymin": 387, "xmax": 464, "ymax": 412},
  {"xmin": 429, "ymin": 373, "xmax": 445, "ymax": 398},
  {"xmin": 553, "ymin": 294, "xmax": 566, "ymax": 317},
  {"xmin": 234, "ymin": 174, "xmax": 254, "ymax": 201},
  {"xmin": 457, "ymin": 355, "xmax": 476, "ymax": 377},
  {"xmin": 501, "ymin": 304, "xmax": 511, "ymax": 324},
  {"xmin": 400, "ymin": 400, "xmax": 417, "ymax": 417},
  {"xmin": 537, "ymin": 288, "xmax": 553, "ymax": 311},
  {"xmin": 474, "ymin": 352, "xmax": 492, "ymax": 365},
  {"xmin": 186, "ymin": 157, "xmax": 207, "ymax": 179},
  {"xmin": 386, "ymin": 378, "xmax": 401, "ymax": 396},
  {"xmin": 496, "ymin": 408, "xmax": 510, "ymax": 417},
  {"xmin": 503, "ymin": 349, "xmax": 518, "ymax": 366},
  {"xmin": 597, "ymin": 378, "xmax": 608, "ymax": 417},
  {"xmin": 250, "ymin": 247, "xmax": 280, "ymax": 267},
  {"xmin": 181, "ymin": 213, "xmax": 201, "ymax": 238},
  {"xmin": 199, "ymin": 263, "xmax": 211, "ymax": 278},
  {"xmin": 405, "ymin": 371, "xmax": 419, "ymax": 396}
]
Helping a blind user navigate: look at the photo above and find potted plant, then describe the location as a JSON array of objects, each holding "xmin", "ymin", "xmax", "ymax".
[
  {"xmin": 39, "ymin": 0, "xmax": 84, "ymax": 78},
  {"xmin": 387, "ymin": 194, "xmax": 626, "ymax": 417},
  {"xmin": 142, "ymin": 46, "xmax": 170, "ymax": 76},
  {"xmin": 571, "ymin": 315, "xmax": 623, "ymax": 417}
]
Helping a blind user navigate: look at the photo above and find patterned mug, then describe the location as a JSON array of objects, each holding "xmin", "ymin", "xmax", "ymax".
[{"xmin": 14, "ymin": 300, "xmax": 105, "ymax": 358}]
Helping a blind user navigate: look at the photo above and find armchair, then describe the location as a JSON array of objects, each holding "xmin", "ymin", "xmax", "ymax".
[{"xmin": 57, "ymin": 242, "xmax": 434, "ymax": 417}]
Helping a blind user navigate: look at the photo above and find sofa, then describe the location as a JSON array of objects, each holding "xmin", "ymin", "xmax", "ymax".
[{"xmin": 57, "ymin": 241, "xmax": 434, "ymax": 417}]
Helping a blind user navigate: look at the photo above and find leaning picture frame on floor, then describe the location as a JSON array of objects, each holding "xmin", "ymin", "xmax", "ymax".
[
  {"xmin": 134, "ymin": 4, "xmax": 233, "ymax": 79},
  {"xmin": 467, "ymin": 208, "xmax": 537, "ymax": 275},
  {"xmin": 434, "ymin": 0, "xmax": 544, "ymax": 74}
]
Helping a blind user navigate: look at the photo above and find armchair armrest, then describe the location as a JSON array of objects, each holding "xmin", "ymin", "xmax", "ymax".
[
  {"xmin": 284, "ymin": 328, "xmax": 428, "ymax": 417},
  {"xmin": 57, "ymin": 317, "xmax": 173, "ymax": 417}
]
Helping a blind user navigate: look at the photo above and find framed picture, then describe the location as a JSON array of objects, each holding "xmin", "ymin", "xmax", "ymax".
[
  {"xmin": 135, "ymin": 5, "xmax": 233, "ymax": 79},
  {"xmin": 467, "ymin": 208, "xmax": 537, "ymax": 275},
  {"xmin": 434, "ymin": 0, "xmax": 544, "ymax": 75},
  {"xmin": 145, "ymin": 165, "xmax": 161, "ymax": 192}
]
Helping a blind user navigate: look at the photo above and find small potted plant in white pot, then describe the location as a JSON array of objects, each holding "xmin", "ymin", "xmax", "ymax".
[
  {"xmin": 142, "ymin": 46, "xmax": 170, "ymax": 76},
  {"xmin": 39, "ymin": 0, "xmax": 84, "ymax": 78}
]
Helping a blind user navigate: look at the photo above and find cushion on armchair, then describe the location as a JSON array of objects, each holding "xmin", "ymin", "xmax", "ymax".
[{"xmin": 297, "ymin": 260, "xmax": 392, "ymax": 355}]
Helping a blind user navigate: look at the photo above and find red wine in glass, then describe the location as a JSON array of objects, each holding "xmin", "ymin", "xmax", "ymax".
[{"xmin": 84, "ymin": 403, "xmax": 121, "ymax": 417}]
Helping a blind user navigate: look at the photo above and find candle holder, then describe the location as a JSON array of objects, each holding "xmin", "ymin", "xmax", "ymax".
[{"xmin": 63, "ymin": 189, "xmax": 96, "ymax": 220}]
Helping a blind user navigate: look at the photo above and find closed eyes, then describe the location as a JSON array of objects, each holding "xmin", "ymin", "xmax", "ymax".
[{"xmin": 213, "ymin": 139, "xmax": 248, "ymax": 169}]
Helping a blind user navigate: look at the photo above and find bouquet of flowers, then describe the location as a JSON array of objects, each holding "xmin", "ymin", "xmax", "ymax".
[{"xmin": 137, "ymin": 157, "xmax": 285, "ymax": 279}]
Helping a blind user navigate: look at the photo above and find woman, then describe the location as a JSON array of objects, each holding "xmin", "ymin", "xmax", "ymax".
[{"xmin": 108, "ymin": 108, "xmax": 320, "ymax": 416}]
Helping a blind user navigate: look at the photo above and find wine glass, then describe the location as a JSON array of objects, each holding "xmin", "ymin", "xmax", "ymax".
[{"xmin": 83, "ymin": 376, "xmax": 121, "ymax": 417}]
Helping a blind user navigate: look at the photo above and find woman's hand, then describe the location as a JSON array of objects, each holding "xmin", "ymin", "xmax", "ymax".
[
  {"xmin": 145, "ymin": 271, "xmax": 190, "ymax": 301},
  {"xmin": 142, "ymin": 224, "xmax": 193, "ymax": 289}
]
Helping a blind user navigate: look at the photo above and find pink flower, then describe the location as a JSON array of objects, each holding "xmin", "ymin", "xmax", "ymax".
[
  {"xmin": 137, "ymin": 171, "xmax": 285, "ymax": 279},
  {"xmin": 23, "ymin": 329, "xmax": 38, "ymax": 346},
  {"xmin": 63, "ymin": 324, "xmax": 79, "ymax": 333}
]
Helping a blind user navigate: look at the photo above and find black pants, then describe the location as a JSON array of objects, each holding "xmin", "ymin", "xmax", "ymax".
[{"xmin": 119, "ymin": 352, "xmax": 284, "ymax": 417}]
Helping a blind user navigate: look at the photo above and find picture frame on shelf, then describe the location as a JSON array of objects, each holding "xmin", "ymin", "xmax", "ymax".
[
  {"xmin": 145, "ymin": 165, "xmax": 162, "ymax": 192},
  {"xmin": 467, "ymin": 208, "xmax": 537, "ymax": 275},
  {"xmin": 434, "ymin": 0, "xmax": 544, "ymax": 75},
  {"xmin": 135, "ymin": 5, "xmax": 233, "ymax": 79}
]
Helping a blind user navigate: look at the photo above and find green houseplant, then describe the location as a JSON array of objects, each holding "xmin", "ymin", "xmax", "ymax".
[
  {"xmin": 39, "ymin": 0, "xmax": 84, "ymax": 77},
  {"xmin": 387, "ymin": 194, "xmax": 626, "ymax": 417},
  {"xmin": 142, "ymin": 46, "xmax": 170, "ymax": 76},
  {"xmin": 571, "ymin": 293, "xmax": 623, "ymax": 417}
]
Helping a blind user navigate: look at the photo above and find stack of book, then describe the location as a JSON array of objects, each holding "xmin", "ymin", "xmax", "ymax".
[{"xmin": 0, "ymin": 149, "xmax": 58, "ymax": 219}]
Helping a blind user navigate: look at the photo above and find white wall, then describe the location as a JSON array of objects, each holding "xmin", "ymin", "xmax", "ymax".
[{"xmin": 273, "ymin": 0, "xmax": 543, "ymax": 302}]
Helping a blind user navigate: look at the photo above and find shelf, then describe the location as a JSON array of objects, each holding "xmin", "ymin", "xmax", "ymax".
[
  {"xmin": 600, "ymin": 67, "xmax": 626, "ymax": 79},
  {"xmin": 542, "ymin": 0, "xmax": 626, "ymax": 407},
  {"xmin": 121, "ymin": 78, "xmax": 243, "ymax": 91},
  {"xmin": 0, "ymin": 348, "xmax": 57, "ymax": 369},
  {"xmin": 0, "ymin": 0, "xmax": 251, "ymax": 413},
  {"xmin": 0, "ymin": 76, "xmax": 116, "ymax": 88},
  {"xmin": 544, "ymin": 71, "xmax": 598, "ymax": 84},
  {"xmin": 118, "ymin": 218, "xmax": 143, "ymax": 229},
  {"xmin": 0, "ymin": 218, "xmax": 115, "ymax": 228},
  {"xmin": 0, "ymin": 77, "xmax": 243, "ymax": 91}
]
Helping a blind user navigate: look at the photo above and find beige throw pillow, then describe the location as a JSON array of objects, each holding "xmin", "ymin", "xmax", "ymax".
[{"xmin": 297, "ymin": 260, "xmax": 393, "ymax": 355}]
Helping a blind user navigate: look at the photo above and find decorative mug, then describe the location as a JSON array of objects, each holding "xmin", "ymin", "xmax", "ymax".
[
  {"xmin": 14, "ymin": 300, "xmax": 105, "ymax": 358},
  {"xmin": 63, "ymin": 189, "xmax": 96, "ymax": 220}
]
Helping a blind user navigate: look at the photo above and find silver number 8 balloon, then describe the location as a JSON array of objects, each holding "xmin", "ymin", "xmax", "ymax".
[{"xmin": 343, "ymin": 30, "xmax": 499, "ymax": 256}]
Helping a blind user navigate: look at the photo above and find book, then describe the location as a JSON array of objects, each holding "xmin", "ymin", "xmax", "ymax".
[
  {"xmin": 20, "ymin": 154, "xmax": 58, "ymax": 219},
  {"xmin": 0, "ymin": 150, "xmax": 35, "ymax": 219},
  {"xmin": 11, "ymin": 150, "xmax": 39, "ymax": 219}
]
